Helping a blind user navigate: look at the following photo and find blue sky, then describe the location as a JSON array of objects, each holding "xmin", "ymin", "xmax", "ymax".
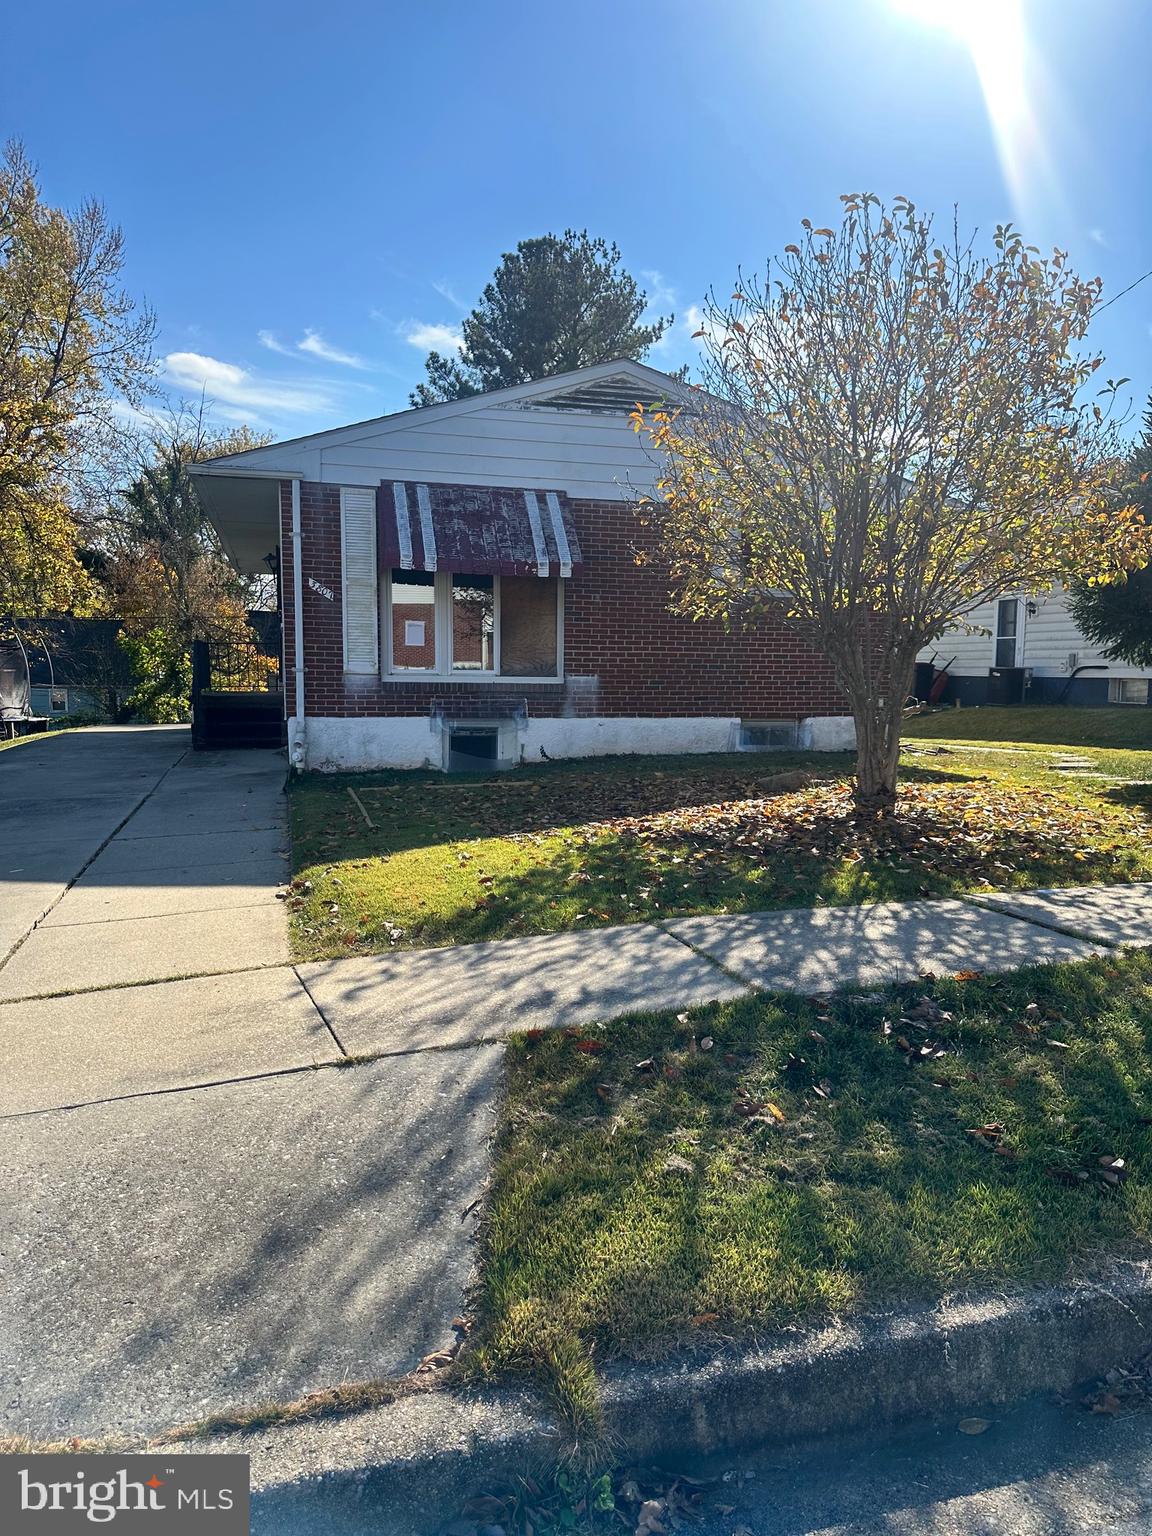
[{"xmin": 6, "ymin": 0, "xmax": 1151, "ymax": 440}]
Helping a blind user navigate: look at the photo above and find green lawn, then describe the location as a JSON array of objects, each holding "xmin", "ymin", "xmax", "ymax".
[
  {"xmin": 906, "ymin": 705, "xmax": 1152, "ymax": 749},
  {"xmin": 471, "ymin": 953, "xmax": 1152, "ymax": 1430},
  {"xmin": 287, "ymin": 731, "xmax": 1152, "ymax": 960}
]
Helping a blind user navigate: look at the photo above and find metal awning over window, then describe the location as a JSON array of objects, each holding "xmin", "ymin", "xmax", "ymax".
[{"xmin": 377, "ymin": 481, "xmax": 583, "ymax": 578}]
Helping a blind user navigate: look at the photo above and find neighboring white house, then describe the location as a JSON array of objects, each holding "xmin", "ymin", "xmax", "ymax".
[{"xmin": 920, "ymin": 587, "xmax": 1151, "ymax": 707}]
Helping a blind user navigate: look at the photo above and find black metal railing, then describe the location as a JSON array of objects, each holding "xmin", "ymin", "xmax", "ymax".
[
  {"xmin": 190, "ymin": 621, "xmax": 285, "ymax": 752},
  {"xmin": 191, "ymin": 621, "xmax": 282, "ymax": 697}
]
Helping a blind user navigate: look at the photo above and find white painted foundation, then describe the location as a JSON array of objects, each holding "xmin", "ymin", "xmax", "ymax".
[
  {"xmin": 798, "ymin": 715, "xmax": 857, "ymax": 751},
  {"xmin": 291, "ymin": 713, "xmax": 857, "ymax": 771}
]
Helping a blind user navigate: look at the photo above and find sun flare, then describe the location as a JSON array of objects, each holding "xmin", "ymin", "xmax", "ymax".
[{"xmin": 892, "ymin": 0, "xmax": 1051, "ymax": 221}]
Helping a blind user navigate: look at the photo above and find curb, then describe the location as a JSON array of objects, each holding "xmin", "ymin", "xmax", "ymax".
[{"xmin": 182, "ymin": 1260, "xmax": 1152, "ymax": 1534}]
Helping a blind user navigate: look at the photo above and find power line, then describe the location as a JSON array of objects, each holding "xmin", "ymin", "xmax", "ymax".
[{"xmin": 1096, "ymin": 265, "xmax": 1152, "ymax": 314}]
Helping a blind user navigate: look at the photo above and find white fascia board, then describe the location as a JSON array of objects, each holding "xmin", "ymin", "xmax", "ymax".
[{"xmin": 188, "ymin": 464, "xmax": 306, "ymax": 480}]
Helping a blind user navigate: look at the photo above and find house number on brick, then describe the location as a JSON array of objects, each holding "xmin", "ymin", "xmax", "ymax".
[{"xmin": 307, "ymin": 577, "xmax": 334, "ymax": 601}]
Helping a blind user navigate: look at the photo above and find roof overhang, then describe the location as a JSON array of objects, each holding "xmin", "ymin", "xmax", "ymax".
[{"xmin": 190, "ymin": 467, "xmax": 296, "ymax": 574}]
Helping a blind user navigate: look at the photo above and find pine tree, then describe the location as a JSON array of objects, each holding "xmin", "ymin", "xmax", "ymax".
[
  {"xmin": 1068, "ymin": 399, "xmax": 1152, "ymax": 667},
  {"xmin": 411, "ymin": 231, "xmax": 670, "ymax": 406}
]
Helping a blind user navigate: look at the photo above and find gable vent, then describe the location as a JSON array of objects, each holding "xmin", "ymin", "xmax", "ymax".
[
  {"xmin": 340, "ymin": 487, "xmax": 379, "ymax": 673},
  {"xmin": 500, "ymin": 375, "xmax": 682, "ymax": 415}
]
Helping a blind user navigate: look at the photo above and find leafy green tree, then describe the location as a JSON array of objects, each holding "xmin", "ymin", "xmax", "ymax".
[
  {"xmin": 411, "ymin": 230, "xmax": 670, "ymax": 406},
  {"xmin": 0, "ymin": 140, "xmax": 154, "ymax": 617},
  {"xmin": 1068, "ymin": 400, "xmax": 1152, "ymax": 667},
  {"xmin": 637, "ymin": 194, "xmax": 1148, "ymax": 813},
  {"xmin": 106, "ymin": 412, "xmax": 272, "ymax": 719}
]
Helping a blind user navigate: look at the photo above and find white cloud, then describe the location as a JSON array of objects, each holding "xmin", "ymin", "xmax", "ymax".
[
  {"xmin": 163, "ymin": 352, "xmax": 332, "ymax": 414},
  {"xmin": 297, "ymin": 329, "xmax": 366, "ymax": 368},
  {"xmin": 1089, "ymin": 227, "xmax": 1109, "ymax": 248},
  {"xmin": 257, "ymin": 329, "xmax": 295, "ymax": 356},
  {"xmin": 641, "ymin": 268, "xmax": 678, "ymax": 311},
  {"xmin": 257, "ymin": 327, "xmax": 367, "ymax": 368},
  {"xmin": 431, "ymin": 279, "xmax": 468, "ymax": 312},
  {"xmin": 402, "ymin": 321, "xmax": 464, "ymax": 352}
]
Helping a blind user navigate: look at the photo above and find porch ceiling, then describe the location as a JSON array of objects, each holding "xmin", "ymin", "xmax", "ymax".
[{"xmin": 191, "ymin": 471, "xmax": 281, "ymax": 574}]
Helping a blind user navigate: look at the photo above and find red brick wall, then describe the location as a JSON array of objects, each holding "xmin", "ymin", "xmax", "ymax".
[{"xmin": 280, "ymin": 481, "xmax": 845, "ymax": 720}]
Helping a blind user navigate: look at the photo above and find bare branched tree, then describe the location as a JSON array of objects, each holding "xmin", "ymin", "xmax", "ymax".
[{"xmin": 635, "ymin": 193, "xmax": 1149, "ymax": 813}]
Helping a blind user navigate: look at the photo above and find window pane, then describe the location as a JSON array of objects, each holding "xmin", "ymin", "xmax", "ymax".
[
  {"xmin": 500, "ymin": 576, "xmax": 558, "ymax": 676},
  {"xmin": 994, "ymin": 599, "xmax": 1019, "ymax": 667},
  {"xmin": 391, "ymin": 570, "xmax": 436, "ymax": 670},
  {"xmin": 452, "ymin": 575, "xmax": 494, "ymax": 671}
]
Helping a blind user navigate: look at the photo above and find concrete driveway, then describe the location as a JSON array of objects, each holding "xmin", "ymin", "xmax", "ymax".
[
  {"xmin": 0, "ymin": 726, "xmax": 188, "ymax": 962},
  {"xmin": 0, "ymin": 728, "xmax": 496, "ymax": 1441}
]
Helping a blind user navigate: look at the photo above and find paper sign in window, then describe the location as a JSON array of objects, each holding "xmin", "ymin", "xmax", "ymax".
[{"xmin": 404, "ymin": 620, "xmax": 425, "ymax": 647}]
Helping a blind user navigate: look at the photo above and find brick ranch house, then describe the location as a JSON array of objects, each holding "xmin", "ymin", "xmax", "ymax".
[{"xmin": 191, "ymin": 359, "xmax": 855, "ymax": 771}]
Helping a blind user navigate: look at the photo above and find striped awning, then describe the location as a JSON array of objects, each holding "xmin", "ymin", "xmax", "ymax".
[{"xmin": 377, "ymin": 481, "xmax": 583, "ymax": 578}]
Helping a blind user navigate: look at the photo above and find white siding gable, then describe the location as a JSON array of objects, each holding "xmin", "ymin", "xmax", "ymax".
[
  {"xmin": 317, "ymin": 403, "xmax": 661, "ymax": 501},
  {"xmin": 196, "ymin": 360, "xmax": 683, "ymax": 503}
]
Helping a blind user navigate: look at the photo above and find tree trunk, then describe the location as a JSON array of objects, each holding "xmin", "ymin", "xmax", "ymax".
[
  {"xmin": 852, "ymin": 703, "xmax": 902, "ymax": 813},
  {"xmin": 847, "ymin": 659, "xmax": 916, "ymax": 817}
]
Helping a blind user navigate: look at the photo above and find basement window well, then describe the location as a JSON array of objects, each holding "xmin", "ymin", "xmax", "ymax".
[
  {"xmin": 738, "ymin": 720, "xmax": 799, "ymax": 751},
  {"xmin": 441, "ymin": 718, "xmax": 521, "ymax": 772}
]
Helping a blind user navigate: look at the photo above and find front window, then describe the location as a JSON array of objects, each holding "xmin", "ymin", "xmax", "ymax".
[
  {"xmin": 1110, "ymin": 677, "xmax": 1149, "ymax": 705},
  {"xmin": 500, "ymin": 575, "xmax": 559, "ymax": 677},
  {"xmin": 451, "ymin": 575, "xmax": 495, "ymax": 671},
  {"xmin": 390, "ymin": 571, "xmax": 437, "ymax": 671},
  {"xmin": 385, "ymin": 570, "xmax": 561, "ymax": 679}
]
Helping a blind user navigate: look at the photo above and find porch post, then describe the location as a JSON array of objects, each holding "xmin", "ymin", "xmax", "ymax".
[{"xmin": 290, "ymin": 475, "xmax": 306, "ymax": 767}]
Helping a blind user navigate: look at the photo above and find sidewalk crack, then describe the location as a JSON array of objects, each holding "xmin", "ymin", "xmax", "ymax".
[
  {"xmin": 957, "ymin": 891, "xmax": 1121, "ymax": 949},
  {"xmin": 294, "ymin": 966, "xmax": 349, "ymax": 1056},
  {"xmin": 656, "ymin": 917, "xmax": 760, "ymax": 991}
]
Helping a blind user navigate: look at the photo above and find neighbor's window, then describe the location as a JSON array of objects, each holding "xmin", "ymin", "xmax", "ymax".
[
  {"xmin": 385, "ymin": 570, "xmax": 560, "ymax": 678},
  {"xmin": 49, "ymin": 688, "xmax": 67, "ymax": 713},
  {"xmin": 1110, "ymin": 677, "xmax": 1150, "ymax": 706},
  {"xmin": 994, "ymin": 598, "xmax": 1020, "ymax": 668}
]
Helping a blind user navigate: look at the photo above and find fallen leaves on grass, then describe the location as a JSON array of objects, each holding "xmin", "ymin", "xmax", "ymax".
[{"xmin": 590, "ymin": 780, "xmax": 1145, "ymax": 891}]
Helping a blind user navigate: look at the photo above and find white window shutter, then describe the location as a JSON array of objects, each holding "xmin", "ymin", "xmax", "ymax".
[{"xmin": 340, "ymin": 487, "xmax": 379, "ymax": 673}]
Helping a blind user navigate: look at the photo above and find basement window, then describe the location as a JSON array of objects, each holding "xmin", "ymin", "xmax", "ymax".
[
  {"xmin": 738, "ymin": 720, "xmax": 799, "ymax": 751},
  {"xmin": 447, "ymin": 727, "xmax": 499, "ymax": 770},
  {"xmin": 385, "ymin": 570, "xmax": 562, "ymax": 680},
  {"xmin": 1110, "ymin": 678, "xmax": 1150, "ymax": 705}
]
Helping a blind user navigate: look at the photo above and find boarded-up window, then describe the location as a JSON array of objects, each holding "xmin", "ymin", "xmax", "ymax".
[{"xmin": 501, "ymin": 576, "xmax": 558, "ymax": 676}]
